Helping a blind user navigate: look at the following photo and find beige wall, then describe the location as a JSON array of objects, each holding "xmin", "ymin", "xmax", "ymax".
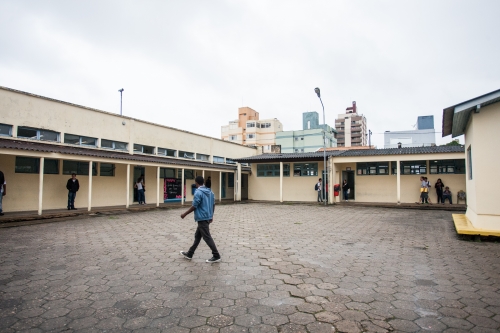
[
  {"xmin": 464, "ymin": 102, "xmax": 500, "ymax": 229},
  {"xmin": 0, "ymin": 88, "xmax": 256, "ymax": 161},
  {"xmin": 248, "ymin": 155, "xmax": 466, "ymax": 204}
]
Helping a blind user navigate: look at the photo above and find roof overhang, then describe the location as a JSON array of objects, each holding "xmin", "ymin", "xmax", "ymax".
[{"xmin": 442, "ymin": 88, "xmax": 500, "ymax": 138}]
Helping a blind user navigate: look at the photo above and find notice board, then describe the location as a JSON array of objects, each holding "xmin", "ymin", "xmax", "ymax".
[{"xmin": 164, "ymin": 178, "xmax": 184, "ymax": 202}]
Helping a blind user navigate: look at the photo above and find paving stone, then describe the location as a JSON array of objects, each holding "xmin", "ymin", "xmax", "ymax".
[{"xmin": 0, "ymin": 205, "xmax": 499, "ymax": 332}]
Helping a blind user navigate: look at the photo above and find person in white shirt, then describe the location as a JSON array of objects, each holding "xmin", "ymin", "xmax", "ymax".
[{"xmin": 316, "ymin": 178, "xmax": 323, "ymax": 202}]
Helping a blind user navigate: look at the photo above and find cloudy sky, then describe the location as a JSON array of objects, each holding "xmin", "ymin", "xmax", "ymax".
[{"xmin": 1, "ymin": 0, "xmax": 499, "ymax": 148}]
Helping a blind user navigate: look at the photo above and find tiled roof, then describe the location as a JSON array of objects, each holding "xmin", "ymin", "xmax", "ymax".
[
  {"xmin": 233, "ymin": 145, "xmax": 465, "ymax": 162},
  {"xmin": 0, "ymin": 138, "xmax": 245, "ymax": 171}
]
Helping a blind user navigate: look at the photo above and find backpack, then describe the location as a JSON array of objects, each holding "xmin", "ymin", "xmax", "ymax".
[{"xmin": 314, "ymin": 183, "xmax": 319, "ymax": 191}]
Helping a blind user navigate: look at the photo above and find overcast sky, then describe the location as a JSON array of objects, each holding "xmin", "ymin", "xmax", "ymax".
[{"xmin": 1, "ymin": 0, "xmax": 499, "ymax": 148}]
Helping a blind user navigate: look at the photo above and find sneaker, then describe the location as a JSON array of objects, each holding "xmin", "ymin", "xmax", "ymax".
[
  {"xmin": 206, "ymin": 257, "xmax": 221, "ymax": 263},
  {"xmin": 180, "ymin": 251, "xmax": 192, "ymax": 259}
]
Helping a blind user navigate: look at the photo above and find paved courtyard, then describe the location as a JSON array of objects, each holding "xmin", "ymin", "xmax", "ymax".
[{"xmin": 1, "ymin": 203, "xmax": 500, "ymax": 333}]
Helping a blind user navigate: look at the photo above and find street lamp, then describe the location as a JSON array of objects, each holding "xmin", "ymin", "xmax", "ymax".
[
  {"xmin": 118, "ymin": 88, "xmax": 124, "ymax": 115},
  {"xmin": 314, "ymin": 87, "xmax": 327, "ymax": 206}
]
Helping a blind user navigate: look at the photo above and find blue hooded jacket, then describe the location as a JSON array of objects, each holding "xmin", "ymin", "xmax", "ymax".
[{"xmin": 192, "ymin": 186, "xmax": 215, "ymax": 222}]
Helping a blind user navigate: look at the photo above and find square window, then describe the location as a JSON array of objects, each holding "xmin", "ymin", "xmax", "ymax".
[
  {"xmin": 0, "ymin": 123, "xmax": 13, "ymax": 136},
  {"xmin": 15, "ymin": 157, "xmax": 39, "ymax": 173},
  {"xmin": 100, "ymin": 163, "xmax": 115, "ymax": 176}
]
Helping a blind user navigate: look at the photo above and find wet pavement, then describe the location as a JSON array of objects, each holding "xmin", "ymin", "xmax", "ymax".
[{"xmin": 0, "ymin": 203, "xmax": 499, "ymax": 332}]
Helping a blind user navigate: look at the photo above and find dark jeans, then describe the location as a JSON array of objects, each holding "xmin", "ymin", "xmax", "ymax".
[
  {"xmin": 67, "ymin": 191, "xmax": 77, "ymax": 209},
  {"xmin": 188, "ymin": 221, "xmax": 220, "ymax": 258},
  {"xmin": 443, "ymin": 194, "xmax": 452, "ymax": 204},
  {"xmin": 420, "ymin": 192, "xmax": 428, "ymax": 203},
  {"xmin": 137, "ymin": 189, "xmax": 145, "ymax": 203},
  {"xmin": 343, "ymin": 190, "xmax": 349, "ymax": 200},
  {"xmin": 436, "ymin": 189, "xmax": 443, "ymax": 203}
]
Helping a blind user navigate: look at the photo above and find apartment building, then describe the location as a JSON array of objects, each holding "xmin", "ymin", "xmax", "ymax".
[
  {"xmin": 275, "ymin": 112, "xmax": 337, "ymax": 153},
  {"xmin": 221, "ymin": 107, "xmax": 283, "ymax": 153},
  {"xmin": 335, "ymin": 101, "xmax": 368, "ymax": 147}
]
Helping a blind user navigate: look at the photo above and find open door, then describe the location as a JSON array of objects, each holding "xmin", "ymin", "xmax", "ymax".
[{"xmin": 341, "ymin": 170, "xmax": 355, "ymax": 200}]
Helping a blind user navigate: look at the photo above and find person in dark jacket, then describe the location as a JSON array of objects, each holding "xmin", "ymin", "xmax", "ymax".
[
  {"xmin": 435, "ymin": 178, "xmax": 444, "ymax": 204},
  {"xmin": 342, "ymin": 179, "xmax": 350, "ymax": 202},
  {"xmin": 0, "ymin": 170, "xmax": 6, "ymax": 216},
  {"xmin": 66, "ymin": 173, "xmax": 80, "ymax": 210}
]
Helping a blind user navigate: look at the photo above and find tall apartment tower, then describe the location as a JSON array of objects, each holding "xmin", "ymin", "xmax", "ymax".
[
  {"xmin": 221, "ymin": 107, "xmax": 283, "ymax": 153},
  {"xmin": 334, "ymin": 101, "xmax": 368, "ymax": 147}
]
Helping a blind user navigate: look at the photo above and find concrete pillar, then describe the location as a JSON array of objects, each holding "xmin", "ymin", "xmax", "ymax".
[
  {"xmin": 126, "ymin": 164, "xmax": 130, "ymax": 208},
  {"xmin": 236, "ymin": 164, "xmax": 242, "ymax": 201},
  {"xmin": 181, "ymin": 168, "xmax": 185, "ymax": 205},
  {"xmin": 333, "ymin": 162, "xmax": 339, "ymax": 203},
  {"xmin": 328, "ymin": 157, "xmax": 334, "ymax": 204},
  {"xmin": 38, "ymin": 157, "xmax": 44, "ymax": 215},
  {"xmin": 396, "ymin": 160, "xmax": 401, "ymax": 204},
  {"xmin": 88, "ymin": 161, "xmax": 93, "ymax": 211},
  {"xmin": 202, "ymin": 170, "xmax": 205, "ymax": 179},
  {"xmin": 280, "ymin": 162, "xmax": 283, "ymax": 203},
  {"xmin": 156, "ymin": 166, "xmax": 160, "ymax": 207},
  {"xmin": 219, "ymin": 171, "xmax": 222, "ymax": 202}
]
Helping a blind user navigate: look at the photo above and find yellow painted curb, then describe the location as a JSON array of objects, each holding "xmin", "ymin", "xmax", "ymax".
[{"xmin": 452, "ymin": 214, "xmax": 500, "ymax": 237}]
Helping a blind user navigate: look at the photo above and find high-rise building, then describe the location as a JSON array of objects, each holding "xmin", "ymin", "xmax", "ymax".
[
  {"xmin": 275, "ymin": 111, "xmax": 337, "ymax": 153},
  {"xmin": 334, "ymin": 101, "xmax": 368, "ymax": 147},
  {"xmin": 221, "ymin": 107, "xmax": 283, "ymax": 153},
  {"xmin": 384, "ymin": 115, "xmax": 436, "ymax": 148}
]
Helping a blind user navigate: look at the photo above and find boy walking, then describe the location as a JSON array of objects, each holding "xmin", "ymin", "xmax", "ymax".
[{"xmin": 180, "ymin": 176, "xmax": 221, "ymax": 263}]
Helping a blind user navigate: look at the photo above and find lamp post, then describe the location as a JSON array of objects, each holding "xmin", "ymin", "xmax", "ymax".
[
  {"xmin": 314, "ymin": 87, "xmax": 327, "ymax": 206},
  {"xmin": 118, "ymin": 88, "xmax": 124, "ymax": 115}
]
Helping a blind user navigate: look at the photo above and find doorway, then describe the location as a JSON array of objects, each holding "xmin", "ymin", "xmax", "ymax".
[
  {"xmin": 221, "ymin": 173, "xmax": 226, "ymax": 198},
  {"xmin": 133, "ymin": 166, "xmax": 145, "ymax": 203},
  {"xmin": 341, "ymin": 170, "xmax": 355, "ymax": 200},
  {"xmin": 242, "ymin": 174, "xmax": 248, "ymax": 200}
]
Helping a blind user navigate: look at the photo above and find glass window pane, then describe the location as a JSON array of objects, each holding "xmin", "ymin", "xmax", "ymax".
[
  {"xmin": 17, "ymin": 127, "xmax": 38, "ymax": 139},
  {"xmin": 39, "ymin": 130, "xmax": 58, "ymax": 142},
  {"xmin": 115, "ymin": 142, "xmax": 127, "ymax": 150},
  {"xmin": 81, "ymin": 136, "xmax": 96, "ymax": 146},
  {"xmin": 63, "ymin": 161, "xmax": 78, "ymax": 175},
  {"xmin": 64, "ymin": 134, "xmax": 80, "ymax": 145},
  {"xmin": 134, "ymin": 144, "xmax": 142, "ymax": 152},
  {"xmin": 0, "ymin": 123, "xmax": 12, "ymax": 136},
  {"xmin": 143, "ymin": 146, "xmax": 154, "ymax": 154},
  {"xmin": 100, "ymin": 163, "xmax": 115, "ymax": 176},
  {"xmin": 101, "ymin": 139, "xmax": 113, "ymax": 148},
  {"xmin": 44, "ymin": 159, "xmax": 59, "ymax": 174},
  {"xmin": 157, "ymin": 148, "xmax": 166, "ymax": 155},
  {"xmin": 15, "ymin": 157, "xmax": 39, "ymax": 173}
]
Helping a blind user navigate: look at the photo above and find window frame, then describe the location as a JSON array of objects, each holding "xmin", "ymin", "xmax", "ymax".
[
  {"xmin": 256, "ymin": 163, "xmax": 290, "ymax": 177},
  {"xmin": 134, "ymin": 144, "xmax": 155, "ymax": 155},
  {"xmin": 357, "ymin": 162, "xmax": 389, "ymax": 175},
  {"xmin": 293, "ymin": 163, "xmax": 318, "ymax": 177},
  {"xmin": 429, "ymin": 159, "xmax": 466, "ymax": 174},
  {"xmin": 196, "ymin": 153, "xmax": 210, "ymax": 162},
  {"xmin": 391, "ymin": 160, "xmax": 427, "ymax": 175},
  {"xmin": 17, "ymin": 126, "xmax": 59, "ymax": 142},
  {"xmin": 63, "ymin": 161, "xmax": 97, "ymax": 176},
  {"xmin": 213, "ymin": 156, "xmax": 225, "ymax": 163},
  {"xmin": 99, "ymin": 163, "xmax": 115, "ymax": 177},
  {"xmin": 0, "ymin": 123, "xmax": 13, "ymax": 137},
  {"xmin": 64, "ymin": 133, "xmax": 97, "ymax": 147},
  {"xmin": 101, "ymin": 139, "xmax": 128, "ymax": 151},
  {"xmin": 157, "ymin": 148, "xmax": 177, "ymax": 157},
  {"xmin": 179, "ymin": 150, "xmax": 195, "ymax": 159}
]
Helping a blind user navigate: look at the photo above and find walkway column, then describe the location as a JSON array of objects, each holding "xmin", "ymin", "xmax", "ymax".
[
  {"xmin": 38, "ymin": 157, "xmax": 44, "ymax": 215},
  {"xmin": 328, "ymin": 157, "xmax": 333, "ymax": 204},
  {"xmin": 202, "ymin": 170, "xmax": 205, "ymax": 179},
  {"xmin": 396, "ymin": 160, "xmax": 401, "ymax": 204},
  {"xmin": 280, "ymin": 162, "xmax": 283, "ymax": 202},
  {"xmin": 219, "ymin": 171, "xmax": 222, "ymax": 202},
  {"xmin": 332, "ymin": 161, "xmax": 339, "ymax": 203},
  {"xmin": 236, "ymin": 163, "xmax": 242, "ymax": 201},
  {"xmin": 181, "ymin": 168, "xmax": 185, "ymax": 205},
  {"xmin": 156, "ymin": 166, "xmax": 160, "ymax": 207},
  {"xmin": 126, "ymin": 164, "xmax": 130, "ymax": 208},
  {"xmin": 88, "ymin": 161, "xmax": 93, "ymax": 211}
]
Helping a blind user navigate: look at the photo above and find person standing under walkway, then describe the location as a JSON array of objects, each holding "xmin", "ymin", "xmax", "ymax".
[
  {"xmin": 0, "ymin": 170, "xmax": 6, "ymax": 216},
  {"xmin": 316, "ymin": 178, "xmax": 323, "ymax": 202},
  {"xmin": 342, "ymin": 179, "xmax": 350, "ymax": 202},
  {"xmin": 180, "ymin": 176, "xmax": 221, "ymax": 263},
  {"xmin": 435, "ymin": 178, "xmax": 444, "ymax": 203},
  {"xmin": 135, "ymin": 176, "xmax": 145, "ymax": 205},
  {"xmin": 66, "ymin": 173, "xmax": 80, "ymax": 210}
]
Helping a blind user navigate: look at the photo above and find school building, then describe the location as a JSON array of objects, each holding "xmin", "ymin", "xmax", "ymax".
[
  {"xmin": 4, "ymin": 85, "xmax": 494, "ymax": 231},
  {"xmin": 0, "ymin": 86, "xmax": 256, "ymax": 214}
]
